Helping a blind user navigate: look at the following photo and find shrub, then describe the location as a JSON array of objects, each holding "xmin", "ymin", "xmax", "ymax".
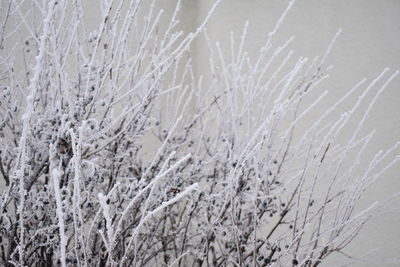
[{"xmin": 0, "ymin": 0, "xmax": 398, "ymax": 266}]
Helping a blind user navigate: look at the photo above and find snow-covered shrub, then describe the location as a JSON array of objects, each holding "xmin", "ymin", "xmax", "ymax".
[{"xmin": 0, "ymin": 0, "xmax": 398, "ymax": 266}]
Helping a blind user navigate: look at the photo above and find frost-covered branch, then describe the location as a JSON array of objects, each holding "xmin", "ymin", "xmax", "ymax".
[{"xmin": 0, "ymin": 0, "xmax": 398, "ymax": 266}]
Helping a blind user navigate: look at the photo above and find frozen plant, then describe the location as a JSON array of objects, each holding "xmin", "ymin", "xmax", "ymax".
[{"xmin": 0, "ymin": 0, "xmax": 398, "ymax": 266}]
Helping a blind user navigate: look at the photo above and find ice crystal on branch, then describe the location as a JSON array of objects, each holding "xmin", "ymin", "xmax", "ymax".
[{"xmin": 0, "ymin": 0, "xmax": 398, "ymax": 266}]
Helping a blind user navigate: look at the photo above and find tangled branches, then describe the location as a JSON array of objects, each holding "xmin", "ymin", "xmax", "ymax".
[{"xmin": 0, "ymin": 0, "xmax": 398, "ymax": 266}]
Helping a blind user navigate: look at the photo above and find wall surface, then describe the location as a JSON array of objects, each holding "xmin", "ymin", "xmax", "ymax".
[{"xmin": 191, "ymin": 0, "xmax": 400, "ymax": 266}]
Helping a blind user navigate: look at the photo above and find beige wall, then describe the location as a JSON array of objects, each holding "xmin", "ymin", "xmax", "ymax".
[{"xmin": 191, "ymin": 0, "xmax": 400, "ymax": 266}]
